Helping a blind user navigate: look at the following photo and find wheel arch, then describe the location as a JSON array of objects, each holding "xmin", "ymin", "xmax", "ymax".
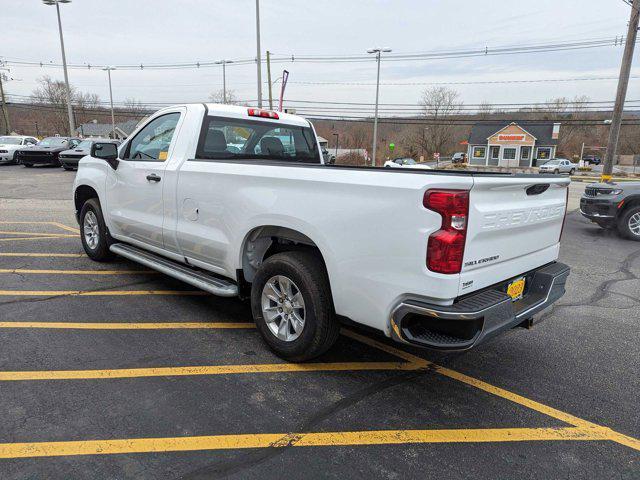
[
  {"xmin": 239, "ymin": 225, "xmax": 330, "ymax": 287},
  {"xmin": 74, "ymin": 184, "xmax": 100, "ymax": 214},
  {"xmin": 618, "ymin": 194, "xmax": 640, "ymax": 218}
]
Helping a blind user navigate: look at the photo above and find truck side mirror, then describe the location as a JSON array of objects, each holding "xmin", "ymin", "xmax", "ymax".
[{"xmin": 91, "ymin": 142, "xmax": 119, "ymax": 170}]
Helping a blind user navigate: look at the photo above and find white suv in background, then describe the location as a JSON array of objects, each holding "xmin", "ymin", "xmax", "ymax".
[{"xmin": 0, "ymin": 135, "xmax": 39, "ymax": 164}]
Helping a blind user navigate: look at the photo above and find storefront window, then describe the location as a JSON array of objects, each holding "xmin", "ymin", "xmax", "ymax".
[
  {"xmin": 503, "ymin": 148, "xmax": 516, "ymax": 160},
  {"xmin": 537, "ymin": 148, "xmax": 551, "ymax": 160},
  {"xmin": 472, "ymin": 146, "xmax": 486, "ymax": 159}
]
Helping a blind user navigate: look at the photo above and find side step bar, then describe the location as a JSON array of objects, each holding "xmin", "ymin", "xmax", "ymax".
[{"xmin": 109, "ymin": 243, "xmax": 238, "ymax": 297}]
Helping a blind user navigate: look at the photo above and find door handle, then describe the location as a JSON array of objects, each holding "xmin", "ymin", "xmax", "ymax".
[{"xmin": 146, "ymin": 174, "xmax": 161, "ymax": 182}]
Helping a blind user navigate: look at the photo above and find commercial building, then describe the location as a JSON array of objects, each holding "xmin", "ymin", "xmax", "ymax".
[{"xmin": 467, "ymin": 121, "xmax": 560, "ymax": 168}]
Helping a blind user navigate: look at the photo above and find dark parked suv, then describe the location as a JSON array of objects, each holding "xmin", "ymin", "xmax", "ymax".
[
  {"xmin": 580, "ymin": 182, "xmax": 640, "ymax": 240},
  {"xmin": 17, "ymin": 136, "xmax": 81, "ymax": 167}
]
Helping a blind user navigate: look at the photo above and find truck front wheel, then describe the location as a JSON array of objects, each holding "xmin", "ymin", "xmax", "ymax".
[
  {"xmin": 79, "ymin": 198, "xmax": 114, "ymax": 261},
  {"xmin": 251, "ymin": 251, "xmax": 340, "ymax": 362}
]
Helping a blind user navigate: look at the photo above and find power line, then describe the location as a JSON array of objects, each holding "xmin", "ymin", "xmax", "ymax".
[{"xmin": 1, "ymin": 36, "xmax": 629, "ymax": 71}]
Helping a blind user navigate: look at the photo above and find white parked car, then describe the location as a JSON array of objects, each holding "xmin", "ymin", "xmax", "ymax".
[
  {"xmin": 384, "ymin": 157, "xmax": 432, "ymax": 169},
  {"xmin": 538, "ymin": 158, "xmax": 577, "ymax": 174},
  {"xmin": 73, "ymin": 104, "xmax": 570, "ymax": 361},
  {"xmin": 0, "ymin": 135, "xmax": 39, "ymax": 164}
]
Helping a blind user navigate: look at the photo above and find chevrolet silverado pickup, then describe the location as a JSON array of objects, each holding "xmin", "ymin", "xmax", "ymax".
[{"xmin": 73, "ymin": 104, "xmax": 571, "ymax": 361}]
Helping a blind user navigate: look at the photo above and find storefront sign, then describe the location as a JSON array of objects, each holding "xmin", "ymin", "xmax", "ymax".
[{"xmin": 498, "ymin": 134, "xmax": 525, "ymax": 141}]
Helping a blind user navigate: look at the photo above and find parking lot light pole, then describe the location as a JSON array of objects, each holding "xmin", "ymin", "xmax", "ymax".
[
  {"xmin": 367, "ymin": 47, "xmax": 391, "ymax": 167},
  {"xmin": 102, "ymin": 67, "xmax": 116, "ymax": 139},
  {"xmin": 43, "ymin": 0, "xmax": 75, "ymax": 136},
  {"xmin": 255, "ymin": 0, "xmax": 263, "ymax": 108},
  {"xmin": 602, "ymin": 0, "xmax": 640, "ymax": 182},
  {"xmin": 215, "ymin": 60, "xmax": 233, "ymax": 104}
]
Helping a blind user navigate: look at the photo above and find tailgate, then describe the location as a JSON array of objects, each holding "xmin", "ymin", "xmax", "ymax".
[{"xmin": 459, "ymin": 176, "xmax": 569, "ymax": 295}]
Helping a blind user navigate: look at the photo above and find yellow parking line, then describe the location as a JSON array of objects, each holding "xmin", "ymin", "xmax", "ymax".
[
  {"xmin": 50, "ymin": 222, "xmax": 80, "ymax": 234},
  {"xmin": 0, "ymin": 321, "xmax": 255, "ymax": 330},
  {"xmin": 0, "ymin": 236, "xmax": 73, "ymax": 243},
  {"xmin": 0, "ymin": 268, "xmax": 156, "ymax": 275},
  {"xmin": 0, "ymin": 361, "xmax": 420, "ymax": 381},
  {"xmin": 0, "ymin": 253, "xmax": 84, "ymax": 258},
  {"xmin": 0, "ymin": 221, "xmax": 79, "ymax": 234},
  {"xmin": 0, "ymin": 231, "xmax": 76, "ymax": 237},
  {"xmin": 0, "ymin": 290, "xmax": 208, "ymax": 296},
  {"xmin": 0, "ymin": 427, "xmax": 605, "ymax": 459},
  {"xmin": 343, "ymin": 329, "xmax": 640, "ymax": 452}
]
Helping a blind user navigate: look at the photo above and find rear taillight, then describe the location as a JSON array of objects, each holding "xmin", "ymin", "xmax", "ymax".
[
  {"xmin": 559, "ymin": 186, "xmax": 569, "ymax": 241},
  {"xmin": 424, "ymin": 189, "xmax": 469, "ymax": 274},
  {"xmin": 247, "ymin": 108, "xmax": 279, "ymax": 119}
]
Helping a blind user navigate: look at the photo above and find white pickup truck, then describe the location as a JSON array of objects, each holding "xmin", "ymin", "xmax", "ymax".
[{"xmin": 73, "ymin": 104, "xmax": 570, "ymax": 361}]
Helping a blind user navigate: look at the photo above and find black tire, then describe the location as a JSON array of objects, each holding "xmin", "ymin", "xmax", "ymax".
[
  {"xmin": 570, "ymin": 168, "xmax": 575, "ymax": 175},
  {"xmin": 79, "ymin": 198, "xmax": 114, "ymax": 261},
  {"xmin": 23, "ymin": 163, "xmax": 33, "ymax": 168},
  {"xmin": 250, "ymin": 251, "xmax": 339, "ymax": 362},
  {"xmin": 617, "ymin": 206, "xmax": 640, "ymax": 241},
  {"xmin": 12, "ymin": 152, "xmax": 20, "ymax": 165},
  {"xmin": 63, "ymin": 166, "xmax": 73, "ymax": 171}
]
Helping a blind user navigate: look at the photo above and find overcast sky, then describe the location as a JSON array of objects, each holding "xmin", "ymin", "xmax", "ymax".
[{"xmin": 2, "ymin": 0, "xmax": 638, "ymax": 111}]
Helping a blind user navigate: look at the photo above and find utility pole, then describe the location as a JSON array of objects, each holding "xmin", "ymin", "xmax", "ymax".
[
  {"xmin": 602, "ymin": 0, "xmax": 640, "ymax": 182},
  {"xmin": 44, "ymin": 0, "xmax": 76, "ymax": 136},
  {"xmin": 255, "ymin": 0, "xmax": 263, "ymax": 108},
  {"xmin": 333, "ymin": 132, "xmax": 339, "ymax": 160},
  {"xmin": 367, "ymin": 47, "xmax": 391, "ymax": 167},
  {"xmin": 0, "ymin": 71, "xmax": 10, "ymax": 134},
  {"xmin": 215, "ymin": 60, "xmax": 233, "ymax": 103},
  {"xmin": 267, "ymin": 51, "xmax": 273, "ymax": 110},
  {"xmin": 103, "ymin": 67, "xmax": 116, "ymax": 139}
]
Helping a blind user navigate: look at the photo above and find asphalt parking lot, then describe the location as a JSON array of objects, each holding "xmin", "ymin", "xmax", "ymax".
[{"xmin": 0, "ymin": 164, "xmax": 638, "ymax": 479}]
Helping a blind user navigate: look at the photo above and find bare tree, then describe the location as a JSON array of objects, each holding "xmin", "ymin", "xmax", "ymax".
[
  {"xmin": 416, "ymin": 86, "xmax": 463, "ymax": 157},
  {"xmin": 209, "ymin": 89, "xmax": 240, "ymax": 105},
  {"xmin": 30, "ymin": 75, "xmax": 102, "ymax": 134},
  {"xmin": 123, "ymin": 97, "xmax": 145, "ymax": 114},
  {"xmin": 477, "ymin": 101, "xmax": 493, "ymax": 119}
]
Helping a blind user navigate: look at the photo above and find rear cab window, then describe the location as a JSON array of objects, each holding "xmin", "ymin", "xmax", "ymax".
[{"xmin": 195, "ymin": 116, "xmax": 320, "ymax": 164}]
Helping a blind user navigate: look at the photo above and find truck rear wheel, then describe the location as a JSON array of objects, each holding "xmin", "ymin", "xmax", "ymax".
[
  {"xmin": 618, "ymin": 206, "xmax": 640, "ymax": 241},
  {"xmin": 79, "ymin": 198, "xmax": 114, "ymax": 261},
  {"xmin": 250, "ymin": 251, "xmax": 339, "ymax": 362}
]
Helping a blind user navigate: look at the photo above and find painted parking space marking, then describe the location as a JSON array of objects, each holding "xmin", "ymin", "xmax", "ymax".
[
  {"xmin": 0, "ymin": 268, "xmax": 156, "ymax": 275},
  {"xmin": 0, "ymin": 290, "xmax": 208, "ymax": 296},
  {"xmin": 0, "ymin": 221, "xmax": 79, "ymax": 234},
  {"xmin": 0, "ymin": 427, "xmax": 606, "ymax": 459},
  {"xmin": 0, "ymin": 321, "xmax": 254, "ymax": 330},
  {"xmin": 0, "ymin": 361, "xmax": 420, "ymax": 381},
  {"xmin": 0, "ymin": 231, "xmax": 76, "ymax": 237},
  {"xmin": 0, "ymin": 253, "xmax": 84, "ymax": 258},
  {"xmin": 0, "ymin": 236, "xmax": 73, "ymax": 243}
]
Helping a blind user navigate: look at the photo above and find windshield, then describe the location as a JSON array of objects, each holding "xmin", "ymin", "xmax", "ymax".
[
  {"xmin": 544, "ymin": 160, "xmax": 561, "ymax": 165},
  {"xmin": 0, "ymin": 136, "xmax": 22, "ymax": 145},
  {"xmin": 76, "ymin": 140, "xmax": 93, "ymax": 150},
  {"xmin": 38, "ymin": 137, "xmax": 69, "ymax": 147}
]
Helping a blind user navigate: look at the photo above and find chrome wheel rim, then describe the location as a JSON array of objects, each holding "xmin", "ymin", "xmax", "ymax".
[
  {"xmin": 629, "ymin": 212, "xmax": 640, "ymax": 236},
  {"xmin": 83, "ymin": 211, "xmax": 100, "ymax": 249},
  {"xmin": 261, "ymin": 275, "xmax": 306, "ymax": 342}
]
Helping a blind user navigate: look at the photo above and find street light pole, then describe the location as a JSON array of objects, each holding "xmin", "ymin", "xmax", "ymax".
[
  {"xmin": 367, "ymin": 47, "xmax": 391, "ymax": 167},
  {"xmin": 0, "ymin": 69, "xmax": 10, "ymax": 134},
  {"xmin": 602, "ymin": 0, "xmax": 640, "ymax": 182},
  {"xmin": 255, "ymin": 0, "xmax": 263, "ymax": 108},
  {"xmin": 44, "ymin": 0, "xmax": 75, "ymax": 136},
  {"xmin": 215, "ymin": 60, "xmax": 233, "ymax": 103},
  {"xmin": 103, "ymin": 66, "xmax": 116, "ymax": 138}
]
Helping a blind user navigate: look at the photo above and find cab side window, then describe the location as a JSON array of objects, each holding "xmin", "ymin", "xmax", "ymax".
[{"xmin": 124, "ymin": 113, "xmax": 181, "ymax": 161}]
